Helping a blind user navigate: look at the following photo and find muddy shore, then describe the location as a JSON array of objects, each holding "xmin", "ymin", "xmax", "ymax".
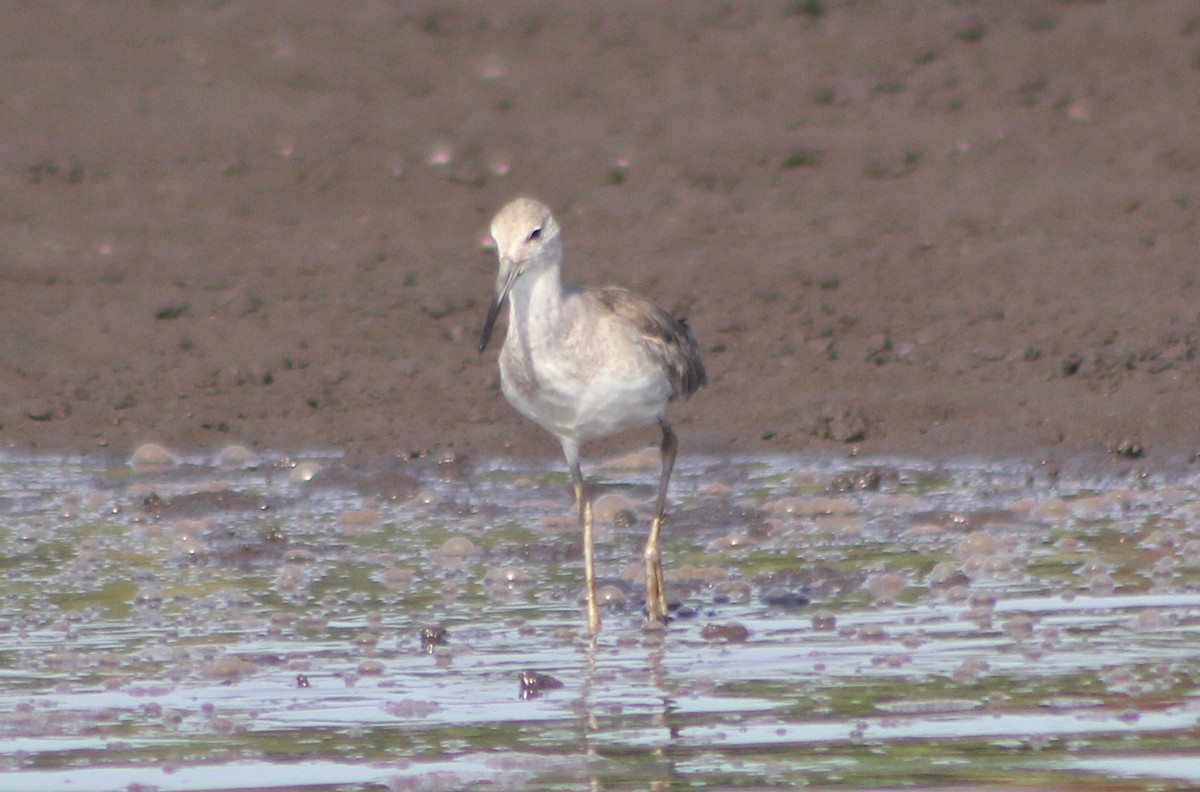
[{"xmin": 2, "ymin": 2, "xmax": 1199, "ymax": 468}]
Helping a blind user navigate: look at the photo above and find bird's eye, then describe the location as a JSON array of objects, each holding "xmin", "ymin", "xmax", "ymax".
[{"xmin": 527, "ymin": 227, "xmax": 542, "ymax": 241}]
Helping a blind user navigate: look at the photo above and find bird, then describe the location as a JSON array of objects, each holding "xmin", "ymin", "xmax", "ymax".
[{"xmin": 478, "ymin": 197, "xmax": 707, "ymax": 633}]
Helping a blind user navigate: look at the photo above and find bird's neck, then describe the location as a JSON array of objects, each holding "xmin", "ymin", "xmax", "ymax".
[{"xmin": 508, "ymin": 262, "xmax": 565, "ymax": 333}]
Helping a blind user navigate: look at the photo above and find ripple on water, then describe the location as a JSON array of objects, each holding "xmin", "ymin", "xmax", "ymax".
[{"xmin": 1, "ymin": 453, "xmax": 1199, "ymax": 791}]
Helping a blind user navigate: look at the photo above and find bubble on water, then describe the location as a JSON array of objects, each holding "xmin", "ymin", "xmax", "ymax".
[
  {"xmin": 712, "ymin": 579, "xmax": 752, "ymax": 604},
  {"xmin": 1089, "ymin": 573, "xmax": 1116, "ymax": 596},
  {"xmin": 284, "ymin": 548, "xmax": 316, "ymax": 564},
  {"xmin": 960, "ymin": 554, "xmax": 985, "ymax": 577},
  {"xmin": 269, "ymin": 611, "xmax": 294, "ymax": 628},
  {"xmin": 857, "ymin": 624, "xmax": 888, "ymax": 642},
  {"xmin": 966, "ymin": 590, "xmax": 996, "ymax": 621},
  {"xmin": 763, "ymin": 496, "xmax": 806, "ymax": 516},
  {"xmin": 953, "ymin": 657, "xmax": 990, "ymax": 681},
  {"xmin": 1131, "ymin": 610, "xmax": 1170, "ymax": 632},
  {"xmin": 1078, "ymin": 557, "xmax": 1109, "ymax": 576},
  {"xmin": 172, "ymin": 522, "xmax": 208, "ymax": 560},
  {"xmin": 357, "ymin": 660, "xmax": 385, "ymax": 675},
  {"xmin": 483, "ymin": 565, "xmax": 533, "ymax": 592},
  {"xmin": 375, "ymin": 566, "xmax": 415, "ymax": 590},
  {"xmin": 1180, "ymin": 539, "xmax": 1200, "ymax": 565},
  {"xmin": 412, "ymin": 489, "xmax": 443, "ymax": 507},
  {"xmin": 957, "ymin": 531, "xmax": 1000, "ymax": 560},
  {"xmin": 825, "ymin": 514, "xmax": 867, "ymax": 537},
  {"xmin": 596, "ymin": 585, "xmax": 628, "ymax": 610},
  {"xmin": 1069, "ymin": 491, "xmax": 1132, "ymax": 521},
  {"xmin": 708, "ymin": 532, "xmax": 752, "ymax": 553},
  {"xmin": 865, "ymin": 572, "xmax": 906, "ymax": 604},
  {"xmin": 985, "ymin": 554, "xmax": 1019, "ymax": 579},
  {"xmin": 130, "ymin": 443, "xmax": 178, "ymax": 472},
  {"xmin": 288, "ymin": 461, "xmax": 321, "ymax": 483},
  {"xmin": 1149, "ymin": 556, "xmax": 1176, "ymax": 580},
  {"xmin": 354, "ymin": 631, "xmax": 379, "ymax": 648},
  {"xmin": 275, "ymin": 564, "xmax": 311, "ymax": 596},
  {"xmin": 592, "ymin": 492, "xmax": 636, "ymax": 525},
  {"xmin": 214, "ymin": 444, "xmax": 256, "ymax": 469},
  {"xmin": 431, "ymin": 536, "xmax": 478, "ymax": 567},
  {"xmin": 1001, "ymin": 614, "xmax": 1035, "ymax": 640},
  {"xmin": 810, "ymin": 610, "xmax": 836, "ymax": 631},
  {"xmin": 133, "ymin": 587, "xmax": 163, "ymax": 609},
  {"xmin": 928, "ymin": 561, "xmax": 966, "ymax": 588},
  {"xmin": 1027, "ymin": 497, "xmax": 1070, "ymax": 521}
]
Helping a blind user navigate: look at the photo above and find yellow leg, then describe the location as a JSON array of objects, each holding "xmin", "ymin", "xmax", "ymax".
[
  {"xmin": 644, "ymin": 420, "xmax": 677, "ymax": 625},
  {"xmin": 573, "ymin": 466, "xmax": 601, "ymax": 634}
]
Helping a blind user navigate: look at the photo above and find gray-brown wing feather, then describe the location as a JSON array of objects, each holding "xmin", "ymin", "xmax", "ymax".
[{"xmin": 591, "ymin": 287, "xmax": 707, "ymax": 401}]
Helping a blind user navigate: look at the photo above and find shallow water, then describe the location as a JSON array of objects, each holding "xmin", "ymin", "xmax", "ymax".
[{"xmin": 0, "ymin": 449, "xmax": 1198, "ymax": 791}]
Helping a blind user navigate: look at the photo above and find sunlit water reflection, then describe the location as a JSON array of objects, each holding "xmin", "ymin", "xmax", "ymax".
[{"xmin": 0, "ymin": 450, "xmax": 1197, "ymax": 791}]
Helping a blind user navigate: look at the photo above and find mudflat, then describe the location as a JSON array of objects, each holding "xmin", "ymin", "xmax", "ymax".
[{"xmin": 2, "ymin": 2, "xmax": 1198, "ymax": 466}]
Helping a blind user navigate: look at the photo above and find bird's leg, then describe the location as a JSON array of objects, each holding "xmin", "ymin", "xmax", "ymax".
[
  {"xmin": 572, "ymin": 461, "xmax": 602, "ymax": 634},
  {"xmin": 644, "ymin": 419, "xmax": 677, "ymax": 625}
]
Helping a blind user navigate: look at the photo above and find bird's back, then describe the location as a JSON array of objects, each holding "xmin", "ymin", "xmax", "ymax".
[{"xmin": 585, "ymin": 287, "xmax": 707, "ymax": 402}]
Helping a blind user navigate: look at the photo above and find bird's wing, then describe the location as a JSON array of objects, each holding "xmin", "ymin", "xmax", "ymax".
[{"xmin": 590, "ymin": 287, "xmax": 708, "ymax": 400}]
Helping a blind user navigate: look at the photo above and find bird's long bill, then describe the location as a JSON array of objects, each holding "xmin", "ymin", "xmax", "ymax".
[
  {"xmin": 477, "ymin": 262, "xmax": 520, "ymax": 353},
  {"xmin": 478, "ymin": 294, "xmax": 505, "ymax": 353}
]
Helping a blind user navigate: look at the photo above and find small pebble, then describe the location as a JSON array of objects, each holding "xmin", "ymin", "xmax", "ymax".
[
  {"xmin": 519, "ymin": 670, "xmax": 563, "ymax": 700},
  {"xmin": 420, "ymin": 627, "xmax": 448, "ymax": 654},
  {"xmin": 700, "ymin": 622, "xmax": 751, "ymax": 642}
]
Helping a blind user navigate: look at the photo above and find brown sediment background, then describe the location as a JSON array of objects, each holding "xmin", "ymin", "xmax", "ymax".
[{"xmin": 2, "ymin": 2, "xmax": 1199, "ymax": 466}]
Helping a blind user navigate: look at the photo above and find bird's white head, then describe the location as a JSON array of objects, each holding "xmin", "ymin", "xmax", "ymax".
[{"xmin": 478, "ymin": 198, "xmax": 561, "ymax": 353}]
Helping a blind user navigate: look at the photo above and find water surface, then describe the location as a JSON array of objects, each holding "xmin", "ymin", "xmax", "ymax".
[{"xmin": 1, "ymin": 449, "xmax": 1197, "ymax": 790}]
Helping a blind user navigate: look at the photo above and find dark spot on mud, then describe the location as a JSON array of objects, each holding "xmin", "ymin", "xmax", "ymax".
[
  {"xmin": 420, "ymin": 626, "xmax": 448, "ymax": 654},
  {"xmin": 1111, "ymin": 438, "xmax": 1146, "ymax": 459},
  {"xmin": 700, "ymin": 622, "xmax": 751, "ymax": 642},
  {"xmin": 518, "ymin": 670, "xmax": 563, "ymax": 700},
  {"xmin": 141, "ymin": 490, "xmax": 278, "ymax": 518},
  {"xmin": 760, "ymin": 589, "xmax": 811, "ymax": 609},
  {"xmin": 811, "ymin": 406, "xmax": 870, "ymax": 443},
  {"xmin": 828, "ymin": 467, "xmax": 896, "ymax": 492},
  {"xmin": 666, "ymin": 601, "xmax": 699, "ymax": 619}
]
